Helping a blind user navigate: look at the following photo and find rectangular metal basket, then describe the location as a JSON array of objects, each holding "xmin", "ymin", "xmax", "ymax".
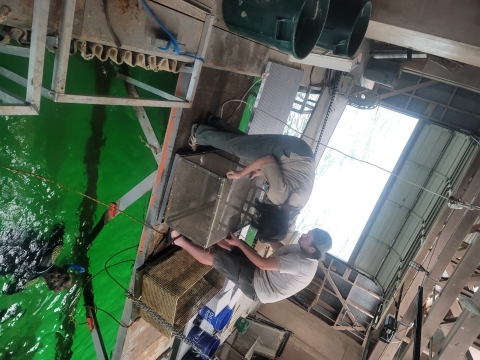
[
  {"xmin": 140, "ymin": 249, "xmax": 225, "ymax": 337},
  {"xmin": 165, "ymin": 152, "xmax": 252, "ymax": 248}
]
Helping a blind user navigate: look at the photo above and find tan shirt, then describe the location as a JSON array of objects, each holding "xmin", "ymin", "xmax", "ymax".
[
  {"xmin": 260, "ymin": 153, "xmax": 315, "ymax": 209},
  {"xmin": 253, "ymin": 244, "xmax": 318, "ymax": 303}
]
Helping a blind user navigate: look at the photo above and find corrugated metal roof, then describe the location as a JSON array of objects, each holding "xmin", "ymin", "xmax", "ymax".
[{"xmin": 352, "ymin": 123, "xmax": 478, "ymax": 298}]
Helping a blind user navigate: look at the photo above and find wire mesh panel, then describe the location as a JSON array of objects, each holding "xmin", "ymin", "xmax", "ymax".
[
  {"xmin": 165, "ymin": 153, "xmax": 252, "ymax": 248},
  {"xmin": 140, "ymin": 250, "xmax": 225, "ymax": 337}
]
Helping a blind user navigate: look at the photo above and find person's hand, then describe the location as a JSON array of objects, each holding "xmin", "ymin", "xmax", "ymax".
[
  {"xmin": 224, "ymin": 232, "xmax": 242, "ymax": 247},
  {"xmin": 250, "ymin": 169, "xmax": 262, "ymax": 180},
  {"xmin": 226, "ymin": 170, "xmax": 243, "ymax": 179}
]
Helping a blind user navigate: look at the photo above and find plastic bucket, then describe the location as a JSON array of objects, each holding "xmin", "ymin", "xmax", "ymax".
[
  {"xmin": 364, "ymin": 58, "xmax": 403, "ymax": 89},
  {"xmin": 316, "ymin": 1, "xmax": 372, "ymax": 57},
  {"xmin": 198, "ymin": 306, "xmax": 233, "ymax": 331},
  {"xmin": 187, "ymin": 326, "xmax": 220, "ymax": 360},
  {"xmin": 223, "ymin": 0, "xmax": 330, "ymax": 59}
]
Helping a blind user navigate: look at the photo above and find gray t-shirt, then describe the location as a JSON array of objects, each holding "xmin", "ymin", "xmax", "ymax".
[
  {"xmin": 253, "ymin": 244, "xmax": 318, "ymax": 304},
  {"xmin": 260, "ymin": 153, "xmax": 315, "ymax": 209}
]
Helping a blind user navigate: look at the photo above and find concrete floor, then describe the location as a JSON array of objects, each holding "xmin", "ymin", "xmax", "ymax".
[{"xmin": 173, "ymin": 67, "xmax": 254, "ymax": 152}]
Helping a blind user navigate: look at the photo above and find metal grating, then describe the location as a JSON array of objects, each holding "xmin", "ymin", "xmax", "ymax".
[
  {"xmin": 377, "ymin": 71, "xmax": 480, "ymax": 133},
  {"xmin": 350, "ymin": 287, "xmax": 378, "ymax": 314},
  {"xmin": 431, "ymin": 105, "xmax": 445, "ymax": 120},
  {"xmin": 451, "ymin": 88, "xmax": 480, "ymax": 116},
  {"xmin": 140, "ymin": 250, "xmax": 225, "ymax": 337},
  {"xmin": 355, "ymin": 273, "xmax": 382, "ymax": 295},
  {"xmin": 394, "ymin": 73, "xmax": 420, "ymax": 89},
  {"xmin": 320, "ymin": 288, "xmax": 343, "ymax": 312},
  {"xmin": 165, "ymin": 153, "xmax": 252, "ymax": 248},
  {"xmin": 330, "ymin": 273, "xmax": 352, "ymax": 299},
  {"xmin": 249, "ymin": 62, "xmax": 303, "ymax": 135},
  {"xmin": 383, "ymin": 94, "xmax": 410, "ymax": 109},
  {"xmin": 414, "ymin": 83, "xmax": 454, "ymax": 105},
  {"xmin": 407, "ymin": 98, "xmax": 429, "ymax": 114}
]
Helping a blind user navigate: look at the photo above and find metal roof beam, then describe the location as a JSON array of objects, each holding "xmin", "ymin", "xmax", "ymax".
[
  {"xmin": 378, "ymin": 80, "xmax": 437, "ymax": 99},
  {"xmin": 434, "ymin": 291, "xmax": 480, "ymax": 360},
  {"xmin": 439, "ymin": 273, "xmax": 480, "ymax": 287},
  {"xmin": 399, "ymin": 233, "xmax": 480, "ymax": 360}
]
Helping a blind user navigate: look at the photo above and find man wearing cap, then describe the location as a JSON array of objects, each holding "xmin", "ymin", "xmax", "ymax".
[{"xmin": 169, "ymin": 228, "xmax": 332, "ymax": 304}]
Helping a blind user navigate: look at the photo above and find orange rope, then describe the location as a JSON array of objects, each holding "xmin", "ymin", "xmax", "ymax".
[{"xmin": 0, "ymin": 164, "xmax": 163, "ymax": 235}]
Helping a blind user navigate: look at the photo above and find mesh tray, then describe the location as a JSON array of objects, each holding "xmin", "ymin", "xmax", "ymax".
[
  {"xmin": 140, "ymin": 249, "xmax": 225, "ymax": 337},
  {"xmin": 165, "ymin": 153, "xmax": 252, "ymax": 248}
]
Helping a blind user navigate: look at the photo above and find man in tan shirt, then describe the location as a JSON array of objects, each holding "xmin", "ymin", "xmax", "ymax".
[{"xmin": 189, "ymin": 116, "xmax": 316, "ymax": 220}]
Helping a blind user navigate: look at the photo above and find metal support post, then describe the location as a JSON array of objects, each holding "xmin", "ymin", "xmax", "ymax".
[
  {"xmin": 413, "ymin": 286, "xmax": 423, "ymax": 360},
  {"xmin": 185, "ymin": 14, "xmax": 214, "ymax": 102},
  {"xmin": 0, "ymin": 0, "xmax": 49, "ymax": 116},
  {"xmin": 0, "ymin": 67, "xmax": 51, "ymax": 99},
  {"xmin": 0, "ymin": 88, "xmax": 23, "ymax": 104},
  {"xmin": 26, "ymin": 0, "xmax": 50, "ymax": 111},
  {"xmin": 399, "ymin": 232, "xmax": 480, "ymax": 360},
  {"xmin": 434, "ymin": 291, "xmax": 480, "ymax": 360},
  {"xmin": 51, "ymin": 0, "xmax": 77, "ymax": 95}
]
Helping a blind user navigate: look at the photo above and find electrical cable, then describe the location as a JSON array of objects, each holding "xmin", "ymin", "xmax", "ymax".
[
  {"xmin": 104, "ymin": 245, "xmax": 138, "ymax": 293},
  {"xmin": 139, "ymin": 0, "xmax": 205, "ymax": 62},
  {"xmin": 88, "ymin": 259, "xmax": 135, "ymax": 284},
  {"xmin": 219, "ymin": 78, "xmax": 263, "ymax": 120},
  {"xmin": 86, "ymin": 306, "xmax": 134, "ymax": 328}
]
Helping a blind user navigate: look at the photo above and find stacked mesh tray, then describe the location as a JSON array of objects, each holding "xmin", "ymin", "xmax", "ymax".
[
  {"xmin": 140, "ymin": 249, "xmax": 225, "ymax": 337},
  {"xmin": 165, "ymin": 153, "xmax": 252, "ymax": 248}
]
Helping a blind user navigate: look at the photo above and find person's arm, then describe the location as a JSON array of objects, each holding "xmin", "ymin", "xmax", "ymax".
[
  {"xmin": 268, "ymin": 241, "xmax": 284, "ymax": 252},
  {"xmin": 224, "ymin": 233, "xmax": 280, "ymax": 271},
  {"xmin": 226, "ymin": 155, "xmax": 276, "ymax": 180}
]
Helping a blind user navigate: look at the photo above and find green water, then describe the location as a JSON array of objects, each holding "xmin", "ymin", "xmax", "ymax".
[{"xmin": 0, "ymin": 49, "xmax": 177, "ymax": 359}]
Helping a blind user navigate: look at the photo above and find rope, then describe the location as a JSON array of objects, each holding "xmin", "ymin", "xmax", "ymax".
[
  {"xmin": 139, "ymin": 0, "xmax": 205, "ymax": 62},
  {"xmin": 0, "ymin": 164, "xmax": 165, "ymax": 236},
  {"xmin": 216, "ymin": 99, "xmax": 480, "ymax": 211}
]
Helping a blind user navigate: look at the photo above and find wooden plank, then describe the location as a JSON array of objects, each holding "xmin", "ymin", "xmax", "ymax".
[
  {"xmin": 318, "ymin": 262, "xmax": 359, "ymax": 326},
  {"xmin": 133, "ymin": 333, "xmax": 171, "ymax": 360},
  {"xmin": 278, "ymin": 335, "xmax": 329, "ymax": 360},
  {"xmin": 121, "ymin": 318, "xmax": 167, "ymax": 360},
  {"xmin": 342, "ymin": 342, "xmax": 363, "ymax": 360},
  {"xmin": 259, "ymin": 300, "xmax": 362, "ymax": 360}
]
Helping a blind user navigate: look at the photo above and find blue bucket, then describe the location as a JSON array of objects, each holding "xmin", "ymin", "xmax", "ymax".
[
  {"xmin": 187, "ymin": 326, "xmax": 220, "ymax": 360},
  {"xmin": 198, "ymin": 306, "xmax": 233, "ymax": 331}
]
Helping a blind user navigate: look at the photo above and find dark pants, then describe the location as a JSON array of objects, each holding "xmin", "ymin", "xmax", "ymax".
[
  {"xmin": 212, "ymin": 250, "xmax": 258, "ymax": 301},
  {"xmin": 196, "ymin": 120, "xmax": 313, "ymax": 161}
]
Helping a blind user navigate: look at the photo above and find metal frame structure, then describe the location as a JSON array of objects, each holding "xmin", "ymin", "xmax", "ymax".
[
  {"xmin": 375, "ymin": 70, "xmax": 480, "ymax": 136},
  {"xmin": 291, "ymin": 254, "xmax": 383, "ymax": 345},
  {"xmin": 0, "ymin": 0, "xmax": 214, "ymax": 115},
  {"xmin": 367, "ymin": 153, "xmax": 480, "ymax": 360},
  {"xmin": 0, "ymin": 0, "xmax": 49, "ymax": 115}
]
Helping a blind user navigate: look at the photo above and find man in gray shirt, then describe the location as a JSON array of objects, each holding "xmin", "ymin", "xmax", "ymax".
[{"xmin": 169, "ymin": 228, "xmax": 332, "ymax": 303}]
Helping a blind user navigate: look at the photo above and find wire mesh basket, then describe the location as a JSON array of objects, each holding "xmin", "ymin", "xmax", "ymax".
[
  {"xmin": 140, "ymin": 249, "xmax": 225, "ymax": 337},
  {"xmin": 165, "ymin": 153, "xmax": 252, "ymax": 248}
]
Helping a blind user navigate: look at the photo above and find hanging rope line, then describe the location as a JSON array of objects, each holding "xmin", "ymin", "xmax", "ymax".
[
  {"xmin": 220, "ymin": 99, "xmax": 480, "ymax": 211},
  {"xmin": 0, "ymin": 164, "xmax": 165, "ymax": 236}
]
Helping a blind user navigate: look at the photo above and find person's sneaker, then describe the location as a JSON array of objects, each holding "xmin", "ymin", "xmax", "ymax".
[{"xmin": 188, "ymin": 123, "xmax": 199, "ymax": 151}]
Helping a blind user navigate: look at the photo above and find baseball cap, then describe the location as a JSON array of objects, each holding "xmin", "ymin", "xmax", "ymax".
[{"xmin": 312, "ymin": 228, "xmax": 332, "ymax": 260}]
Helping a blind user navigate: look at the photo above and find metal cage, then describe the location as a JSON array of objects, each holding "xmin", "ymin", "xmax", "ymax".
[
  {"xmin": 140, "ymin": 249, "xmax": 225, "ymax": 337},
  {"xmin": 164, "ymin": 153, "xmax": 252, "ymax": 248}
]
